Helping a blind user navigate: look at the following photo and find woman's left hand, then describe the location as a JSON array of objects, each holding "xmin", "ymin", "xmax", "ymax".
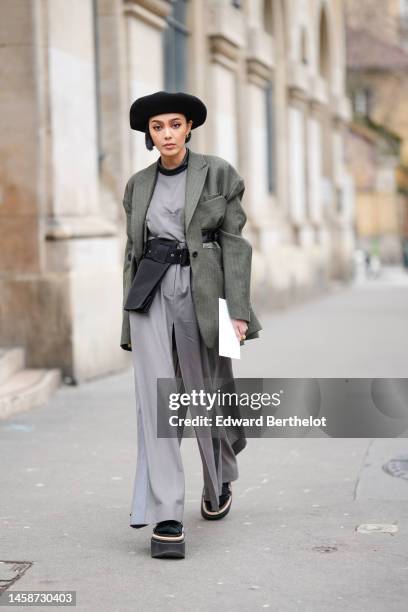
[{"xmin": 231, "ymin": 318, "xmax": 248, "ymax": 342}]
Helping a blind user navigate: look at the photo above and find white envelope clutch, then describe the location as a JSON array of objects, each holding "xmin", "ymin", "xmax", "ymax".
[{"xmin": 218, "ymin": 298, "xmax": 241, "ymax": 359}]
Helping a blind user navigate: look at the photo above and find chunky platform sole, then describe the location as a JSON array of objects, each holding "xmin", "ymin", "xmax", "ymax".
[
  {"xmin": 151, "ymin": 534, "xmax": 185, "ymax": 558},
  {"xmin": 201, "ymin": 484, "xmax": 232, "ymax": 520}
]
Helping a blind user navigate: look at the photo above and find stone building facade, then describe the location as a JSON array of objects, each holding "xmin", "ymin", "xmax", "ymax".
[
  {"xmin": 0, "ymin": 0, "xmax": 352, "ymax": 382},
  {"xmin": 345, "ymin": 0, "xmax": 408, "ymax": 262}
]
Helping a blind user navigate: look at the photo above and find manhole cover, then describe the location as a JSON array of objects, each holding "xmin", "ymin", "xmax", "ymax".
[
  {"xmin": 383, "ymin": 454, "xmax": 408, "ymax": 480},
  {"xmin": 0, "ymin": 561, "xmax": 32, "ymax": 593}
]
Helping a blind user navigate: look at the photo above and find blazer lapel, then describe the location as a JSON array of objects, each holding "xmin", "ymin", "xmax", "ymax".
[
  {"xmin": 132, "ymin": 161, "xmax": 158, "ymax": 262},
  {"xmin": 131, "ymin": 149, "xmax": 209, "ymax": 262},
  {"xmin": 184, "ymin": 150, "xmax": 209, "ymax": 235}
]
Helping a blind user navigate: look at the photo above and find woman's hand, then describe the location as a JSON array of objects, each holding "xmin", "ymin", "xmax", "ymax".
[{"xmin": 231, "ymin": 318, "xmax": 248, "ymax": 342}]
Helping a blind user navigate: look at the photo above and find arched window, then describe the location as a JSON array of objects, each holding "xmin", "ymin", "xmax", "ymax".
[{"xmin": 164, "ymin": 0, "xmax": 188, "ymax": 92}]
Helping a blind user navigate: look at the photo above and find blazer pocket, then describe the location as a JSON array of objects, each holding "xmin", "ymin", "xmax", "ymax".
[{"xmin": 199, "ymin": 193, "xmax": 224, "ymax": 204}]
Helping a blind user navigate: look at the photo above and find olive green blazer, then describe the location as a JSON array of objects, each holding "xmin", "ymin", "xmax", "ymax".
[{"xmin": 120, "ymin": 148, "xmax": 262, "ymax": 351}]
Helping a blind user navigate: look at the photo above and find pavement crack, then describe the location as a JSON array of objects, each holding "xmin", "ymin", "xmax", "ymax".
[{"xmin": 353, "ymin": 439, "xmax": 375, "ymax": 501}]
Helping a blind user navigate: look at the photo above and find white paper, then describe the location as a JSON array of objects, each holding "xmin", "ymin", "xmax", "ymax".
[{"xmin": 218, "ymin": 298, "xmax": 241, "ymax": 359}]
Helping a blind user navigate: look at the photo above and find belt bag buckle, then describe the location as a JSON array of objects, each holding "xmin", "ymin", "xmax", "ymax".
[
  {"xmin": 179, "ymin": 248, "xmax": 190, "ymax": 266},
  {"xmin": 145, "ymin": 241, "xmax": 174, "ymax": 264}
]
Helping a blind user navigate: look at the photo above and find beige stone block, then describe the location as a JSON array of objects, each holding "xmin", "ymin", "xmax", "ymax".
[
  {"xmin": 98, "ymin": 0, "xmax": 120, "ymax": 16},
  {"xmin": 48, "ymin": 0, "xmax": 94, "ymax": 60},
  {"xmin": 0, "ymin": 45, "xmax": 36, "ymax": 97},
  {"xmin": 0, "ymin": 215, "xmax": 40, "ymax": 272},
  {"xmin": 0, "ymin": 0, "xmax": 33, "ymax": 46},
  {"xmin": 0, "ymin": 273, "xmax": 72, "ymax": 371},
  {"xmin": 44, "ymin": 239, "xmax": 71, "ymax": 274},
  {"xmin": 71, "ymin": 261, "xmax": 123, "ymax": 380},
  {"xmin": 0, "ymin": 154, "xmax": 38, "ymax": 216},
  {"xmin": 68, "ymin": 236, "xmax": 126, "ymax": 381}
]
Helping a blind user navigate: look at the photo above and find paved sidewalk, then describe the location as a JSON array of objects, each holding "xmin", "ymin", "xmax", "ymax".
[
  {"xmin": 1, "ymin": 268, "xmax": 408, "ymax": 611},
  {"xmin": 237, "ymin": 265, "xmax": 408, "ymax": 378}
]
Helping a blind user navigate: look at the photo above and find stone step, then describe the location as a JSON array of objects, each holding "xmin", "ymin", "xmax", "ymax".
[
  {"xmin": 0, "ymin": 347, "xmax": 25, "ymax": 385},
  {"xmin": 0, "ymin": 368, "xmax": 61, "ymax": 420}
]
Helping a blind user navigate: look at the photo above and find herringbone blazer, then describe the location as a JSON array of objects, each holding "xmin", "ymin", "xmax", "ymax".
[{"xmin": 120, "ymin": 149, "xmax": 262, "ymax": 351}]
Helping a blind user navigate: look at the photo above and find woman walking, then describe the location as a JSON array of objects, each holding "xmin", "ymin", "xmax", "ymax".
[{"xmin": 120, "ymin": 91, "xmax": 262, "ymax": 558}]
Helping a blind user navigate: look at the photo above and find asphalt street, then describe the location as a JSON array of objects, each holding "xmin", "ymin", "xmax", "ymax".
[{"xmin": 1, "ymin": 266, "xmax": 408, "ymax": 611}]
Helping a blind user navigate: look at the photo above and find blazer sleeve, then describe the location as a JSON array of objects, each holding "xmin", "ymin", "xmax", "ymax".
[
  {"xmin": 219, "ymin": 176, "xmax": 252, "ymax": 323},
  {"xmin": 120, "ymin": 181, "xmax": 135, "ymax": 351}
]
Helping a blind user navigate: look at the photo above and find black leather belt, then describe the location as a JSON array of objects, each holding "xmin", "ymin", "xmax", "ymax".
[
  {"xmin": 143, "ymin": 240, "xmax": 190, "ymax": 266},
  {"xmin": 143, "ymin": 229, "xmax": 220, "ymax": 267}
]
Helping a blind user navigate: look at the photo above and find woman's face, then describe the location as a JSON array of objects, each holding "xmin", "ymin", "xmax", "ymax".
[{"xmin": 148, "ymin": 113, "xmax": 192, "ymax": 158}]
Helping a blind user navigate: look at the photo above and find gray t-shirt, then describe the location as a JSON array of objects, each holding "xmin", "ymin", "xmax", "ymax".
[{"xmin": 146, "ymin": 150, "xmax": 189, "ymax": 245}]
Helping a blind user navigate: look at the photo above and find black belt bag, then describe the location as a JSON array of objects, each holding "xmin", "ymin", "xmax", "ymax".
[{"xmin": 124, "ymin": 229, "xmax": 220, "ymax": 313}]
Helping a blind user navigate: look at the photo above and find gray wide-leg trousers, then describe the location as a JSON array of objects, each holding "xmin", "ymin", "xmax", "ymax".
[{"xmin": 128, "ymin": 261, "xmax": 239, "ymax": 528}]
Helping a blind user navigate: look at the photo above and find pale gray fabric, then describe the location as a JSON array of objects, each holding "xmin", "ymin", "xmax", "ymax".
[
  {"xmin": 129, "ymin": 166, "xmax": 239, "ymax": 528},
  {"xmin": 145, "ymin": 165, "xmax": 187, "ymax": 243}
]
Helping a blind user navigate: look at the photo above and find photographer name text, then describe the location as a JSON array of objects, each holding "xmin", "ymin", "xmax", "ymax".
[{"xmin": 167, "ymin": 415, "xmax": 327, "ymax": 428}]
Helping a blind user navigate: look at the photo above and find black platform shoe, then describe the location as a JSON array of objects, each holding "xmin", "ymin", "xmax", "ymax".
[
  {"xmin": 151, "ymin": 520, "xmax": 185, "ymax": 559},
  {"xmin": 201, "ymin": 482, "xmax": 232, "ymax": 520}
]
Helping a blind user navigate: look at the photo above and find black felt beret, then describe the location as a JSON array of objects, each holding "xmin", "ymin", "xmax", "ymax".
[{"xmin": 129, "ymin": 90, "xmax": 207, "ymax": 132}]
